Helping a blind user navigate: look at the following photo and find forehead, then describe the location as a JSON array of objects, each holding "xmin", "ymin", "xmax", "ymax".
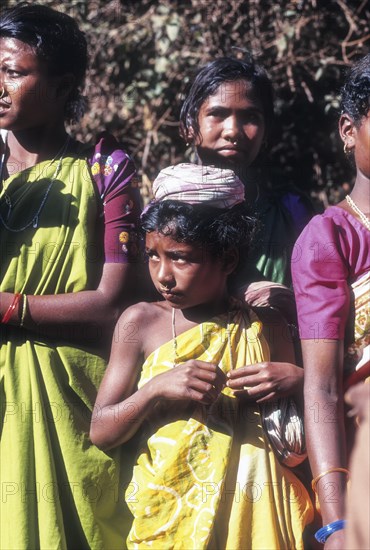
[
  {"xmin": 0, "ymin": 36, "xmax": 44, "ymax": 69},
  {"xmin": 146, "ymin": 231, "xmax": 211, "ymax": 259},
  {"xmin": 146, "ymin": 230, "xmax": 193, "ymax": 250},
  {"xmin": 202, "ymin": 79, "xmax": 262, "ymax": 110}
]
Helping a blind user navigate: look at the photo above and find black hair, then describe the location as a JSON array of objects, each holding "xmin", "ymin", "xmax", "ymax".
[
  {"xmin": 340, "ymin": 53, "xmax": 370, "ymax": 126},
  {"xmin": 141, "ymin": 200, "xmax": 259, "ymax": 289},
  {"xmin": 0, "ymin": 2, "xmax": 88, "ymax": 123},
  {"xmin": 180, "ymin": 56, "xmax": 274, "ymax": 145}
]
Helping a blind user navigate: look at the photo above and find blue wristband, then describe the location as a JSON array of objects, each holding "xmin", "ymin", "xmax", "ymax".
[{"xmin": 315, "ymin": 519, "xmax": 346, "ymax": 544}]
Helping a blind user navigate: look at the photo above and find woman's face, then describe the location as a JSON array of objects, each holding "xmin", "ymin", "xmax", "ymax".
[
  {"xmin": 0, "ymin": 37, "xmax": 65, "ymax": 132},
  {"xmin": 192, "ymin": 79, "xmax": 266, "ymax": 168},
  {"xmin": 354, "ymin": 111, "xmax": 370, "ymax": 181}
]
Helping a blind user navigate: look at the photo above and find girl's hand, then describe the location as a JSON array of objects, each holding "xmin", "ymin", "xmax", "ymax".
[
  {"xmin": 150, "ymin": 360, "xmax": 227, "ymax": 404},
  {"xmin": 225, "ymin": 362, "xmax": 303, "ymax": 402}
]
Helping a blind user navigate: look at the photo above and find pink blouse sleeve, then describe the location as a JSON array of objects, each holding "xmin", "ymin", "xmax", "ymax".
[
  {"xmin": 89, "ymin": 132, "xmax": 142, "ymax": 264},
  {"xmin": 291, "ymin": 212, "xmax": 351, "ymax": 340}
]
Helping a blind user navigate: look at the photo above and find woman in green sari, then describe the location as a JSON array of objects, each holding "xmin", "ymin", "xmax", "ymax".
[
  {"xmin": 180, "ymin": 56, "xmax": 313, "ymax": 288},
  {"xmin": 0, "ymin": 4, "xmax": 141, "ymax": 549}
]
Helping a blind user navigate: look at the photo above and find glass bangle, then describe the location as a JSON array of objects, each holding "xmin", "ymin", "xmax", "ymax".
[
  {"xmin": 1, "ymin": 293, "xmax": 22, "ymax": 324},
  {"xmin": 315, "ymin": 519, "xmax": 346, "ymax": 544}
]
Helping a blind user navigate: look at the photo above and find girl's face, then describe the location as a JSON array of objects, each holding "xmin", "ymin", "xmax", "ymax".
[
  {"xmin": 0, "ymin": 37, "xmax": 65, "ymax": 132},
  {"xmin": 146, "ymin": 230, "xmax": 232, "ymax": 311},
  {"xmin": 192, "ymin": 79, "xmax": 266, "ymax": 168}
]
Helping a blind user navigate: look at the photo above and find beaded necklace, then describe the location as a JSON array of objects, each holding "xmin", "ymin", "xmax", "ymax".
[
  {"xmin": 0, "ymin": 135, "xmax": 70, "ymax": 232},
  {"xmin": 345, "ymin": 194, "xmax": 370, "ymax": 231}
]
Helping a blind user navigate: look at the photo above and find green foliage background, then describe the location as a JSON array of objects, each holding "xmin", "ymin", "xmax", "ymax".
[{"xmin": 3, "ymin": 0, "xmax": 370, "ymax": 207}]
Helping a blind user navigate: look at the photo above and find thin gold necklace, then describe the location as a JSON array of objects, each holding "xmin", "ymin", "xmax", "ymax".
[
  {"xmin": 345, "ymin": 194, "xmax": 370, "ymax": 231},
  {"xmin": 171, "ymin": 306, "xmax": 235, "ymax": 369},
  {"xmin": 171, "ymin": 307, "xmax": 178, "ymax": 364},
  {"xmin": 0, "ymin": 136, "xmax": 70, "ymax": 232}
]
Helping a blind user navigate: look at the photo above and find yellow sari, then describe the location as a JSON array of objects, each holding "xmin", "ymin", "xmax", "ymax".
[{"xmin": 126, "ymin": 305, "xmax": 313, "ymax": 549}]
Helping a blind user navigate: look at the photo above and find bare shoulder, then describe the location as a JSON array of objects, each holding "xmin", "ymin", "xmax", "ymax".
[
  {"xmin": 113, "ymin": 300, "xmax": 172, "ymax": 355},
  {"xmin": 117, "ymin": 300, "xmax": 170, "ymax": 325},
  {"xmin": 114, "ymin": 301, "xmax": 161, "ymax": 336}
]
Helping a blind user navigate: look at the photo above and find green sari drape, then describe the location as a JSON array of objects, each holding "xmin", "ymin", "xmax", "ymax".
[{"xmin": 1, "ymin": 156, "xmax": 126, "ymax": 549}]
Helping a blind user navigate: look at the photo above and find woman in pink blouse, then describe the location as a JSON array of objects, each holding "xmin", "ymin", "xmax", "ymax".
[{"xmin": 292, "ymin": 54, "xmax": 370, "ymax": 549}]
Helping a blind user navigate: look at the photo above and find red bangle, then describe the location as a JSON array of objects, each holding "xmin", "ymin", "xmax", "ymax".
[{"xmin": 1, "ymin": 293, "xmax": 22, "ymax": 324}]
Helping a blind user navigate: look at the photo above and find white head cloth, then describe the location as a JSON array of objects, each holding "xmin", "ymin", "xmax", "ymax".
[{"xmin": 152, "ymin": 163, "xmax": 245, "ymax": 208}]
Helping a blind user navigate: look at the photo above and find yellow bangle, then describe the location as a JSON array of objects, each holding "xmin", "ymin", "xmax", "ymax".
[
  {"xmin": 312, "ymin": 467, "xmax": 350, "ymax": 493},
  {"xmin": 20, "ymin": 294, "xmax": 28, "ymax": 327}
]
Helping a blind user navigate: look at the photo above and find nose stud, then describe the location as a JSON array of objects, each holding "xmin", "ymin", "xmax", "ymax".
[
  {"xmin": 225, "ymin": 136, "xmax": 238, "ymax": 145},
  {"xmin": 0, "ymin": 87, "xmax": 5, "ymax": 99}
]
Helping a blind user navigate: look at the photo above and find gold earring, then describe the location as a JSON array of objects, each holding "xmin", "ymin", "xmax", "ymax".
[{"xmin": 0, "ymin": 87, "xmax": 5, "ymax": 99}]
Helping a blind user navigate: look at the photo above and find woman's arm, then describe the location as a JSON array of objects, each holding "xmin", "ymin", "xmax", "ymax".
[
  {"xmin": 290, "ymin": 211, "xmax": 354, "ymax": 547},
  {"xmin": 0, "ymin": 135, "xmax": 145, "ymax": 344},
  {"xmin": 0, "ymin": 262, "xmax": 139, "ymax": 344},
  {"xmin": 303, "ymin": 339, "xmax": 347, "ymax": 549}
]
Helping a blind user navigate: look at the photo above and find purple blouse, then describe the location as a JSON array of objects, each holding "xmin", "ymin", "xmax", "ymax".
[
  {"xmin": 292, "ymin": 206, "xmax": 370, "ymax": 340},
  {"xmin": 88, "ymin": 132, "xmax": 141, "ymax": 263}
]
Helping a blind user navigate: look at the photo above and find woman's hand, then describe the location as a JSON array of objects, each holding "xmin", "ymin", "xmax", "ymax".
[
  {"xmin": 149, "ymin": 360, "xmax": 227, "ymax": 404},
  {"xmin": 225, "ymin": 362, "xmax": 303, "ymax": 402}
]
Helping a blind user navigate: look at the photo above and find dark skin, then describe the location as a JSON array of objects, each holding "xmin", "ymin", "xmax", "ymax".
[
  {"xmin": 302, "ymin": 109, "xmax": 370, "ymax": 550},
  {"xmin": 182, "ymin": 78, "xmax": 304, "ymax": 399},
  {"xmin": 0, "ymin": 38, "xmax": 138, "ymax": 345},
  {"xmin": 90, "ymin": 231, "xmax": 300, "ymax": 450},
  {"xmin": 344, "ymin": 383, "xmax": 370, "ymax": 550},
  {"xmin": 185, "ymin": 79, "xmax": 265, "ymax": 201}
]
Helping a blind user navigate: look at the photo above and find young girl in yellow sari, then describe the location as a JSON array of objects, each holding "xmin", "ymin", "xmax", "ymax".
[{"xmin": 91, "ymin": 164, "xmax": 313, "ymax": 549}]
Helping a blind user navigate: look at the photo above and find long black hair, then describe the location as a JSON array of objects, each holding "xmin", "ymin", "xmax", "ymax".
[
  {"xmin": 0, "ymin": 2, "xmax": 88, "ymax": 123},
  {"xmin": 180, "ymin": 56, "xmax": 274, "ymax": 145}
]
